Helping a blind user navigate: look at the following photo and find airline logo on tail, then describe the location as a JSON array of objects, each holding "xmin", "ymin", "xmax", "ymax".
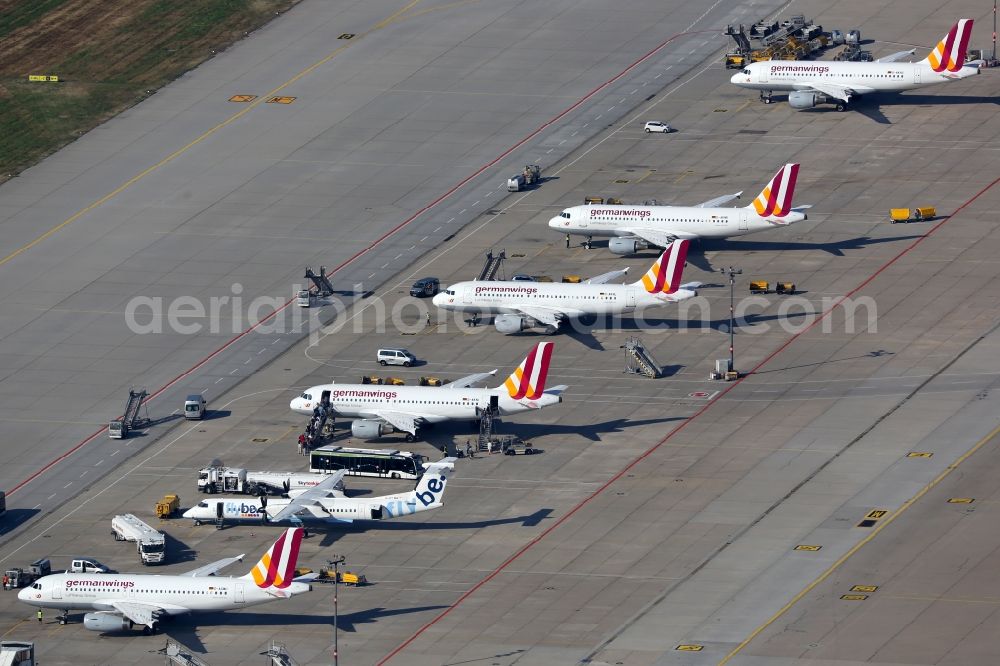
[
  {"xmin": 249, "ymin": 527, "xmax": 302, "ymax": 589},
  {"xmin": 926, "ymin": 20, "xmax": 973, "ymax": 73},
  {"xmin": 504, "ymin": 342, "xmax": 553, "ymax": 400},
  {"xmin": 750, "ymin": 163, "xmax": 799, "ymax": 218},
  {"xmin": 640, "ymin": 240, "xmax": 689, "ymax": 294}
]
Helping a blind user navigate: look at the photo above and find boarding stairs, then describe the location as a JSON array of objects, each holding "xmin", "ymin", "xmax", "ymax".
[
  {"xmin": 477, "ymin": 250, "xmax": 506, "ymax": 281},
  {"xmin": 622, "ymin": 337, "xmax": 661, "ymax": 378},
  {"xmin": 477, "ymin": 399, "xmax": 499, "ymax": 451},
  {"xmin": 161, "ymin": 638, "xmax": 210, "ymax": 666},
  {"xmin": 304, "ymin": 266, "xmax": 335, "ymax": 297},
  {"xmin": 263, "ymin": 641, "xmax": 299, "ymax": 666},
  {"xmin": 122, "ymin": 388, "xmax": 149, "ymax": 434}
]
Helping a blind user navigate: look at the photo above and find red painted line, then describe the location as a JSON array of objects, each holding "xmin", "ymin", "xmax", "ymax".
[
  {"xmin": 377, "ymin": 179, "xmax": 1000, "ymax": 663},
  {"xmin": 7, "ymin": 29, "xmax": 705, "ymax": 498}
]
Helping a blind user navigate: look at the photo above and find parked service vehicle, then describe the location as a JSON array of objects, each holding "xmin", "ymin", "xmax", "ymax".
[
  {"xmin": 155, "ymin": 494, "xmax": 180, "ymax": 519},
  {"xmin": 296, "ymin": 289, "xmax": 316, "ymax": 307},
  {"xmin": 111, "ymin": 514, "xmax": 166, "ymax": 565},
  {"xmin": 510, "ymin": 274, "xmax": 535, "ymax": 282},
  {"xmin": 507, "ymin": 164, "xmax": 541, "ymax": 191},
  {"xmin": 183, "ymin": 394, "xmax": 206, "ymax": 420},
  {"xmin": 197, "ymin": 463, "xmax": 345, "ymax": 496},
  {"xmin": 68, "ymin": 558, "xmax": 111, "ymax": 574},
  {"xmin": 409, "ymin": 277, "xmax": 440, "ymax": 297},
  {"xmin": 4, "ymin": 559, "xmax": 50, "ymax": 589},
  {"xmin": 377, "ymin": 348, "xmax": 416, "ymax": 367}
]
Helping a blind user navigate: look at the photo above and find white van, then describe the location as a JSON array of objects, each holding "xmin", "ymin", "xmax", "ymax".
[
  {"xmin": 69, "ymin": 558, "xmax": 110, "ymax": 574},
  {"xmin": 377, "ymin": 348, "xmax": 416, "ymax": 367},
  {"xmin": 184, "ymin": 394, "xmax": 206, "ymax": 420}
]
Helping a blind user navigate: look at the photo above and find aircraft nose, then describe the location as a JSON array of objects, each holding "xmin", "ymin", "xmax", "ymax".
[
  {"xmin": 289, "ymin": 397, "xmax": 300, "ymax": 411},
  {"xmin": 730, "ymin": 72, "xmax": 741, "ymax": 84},
  {"xmin": 17, "ymin": 588, "xmax": 29, "ymax": 601},
  {"xmin": 431, "ymin": 292, "xmax": 444, "ymax": 307},
  {"xmin": 548, "ymin": 216, "xmax": 563, "ymax": 229}
]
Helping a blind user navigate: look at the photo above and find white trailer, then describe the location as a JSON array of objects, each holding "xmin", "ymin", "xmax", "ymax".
[
  {"xmin": 507, "ymin": 164, "xmax": 541, "ymax": 191},
  {"xmin": 110, "ymin": 514, "xmax": 166, "ymax": 565},
  {"xmin": 197, "ymin": 464, "xmax": 345, "ymax": 496}
]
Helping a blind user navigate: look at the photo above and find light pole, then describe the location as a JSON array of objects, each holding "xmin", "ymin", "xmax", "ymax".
[
  {"xmin": 328, "ymin": 555, "xmax": 345, "ymax": 666},
  {"xmin": 721, "ymin": 266, "xmax": 742, "ymax": 374}
]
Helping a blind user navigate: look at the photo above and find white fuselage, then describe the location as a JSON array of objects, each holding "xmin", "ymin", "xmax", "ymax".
[
  {"xmin": 17, "ymin": 573, "xmax": 308, "ymax": 616},
  {"xmin": 731, "ymin": 60, "xmax": 979, "ymax": 95},
  {"xmin": 289, "ymin": 385, "xmax": 561, "ymax": 421},
  {"xmin": 549, "ymin": 204, "xmax": 803, "ymax": 240},
  {"xmin": 183, "ymin": 491, "xmax": 439, "ymax": 524},
  {"xmin": 433, "ymin": 280, "xmax": 695, "ymax": 317}
]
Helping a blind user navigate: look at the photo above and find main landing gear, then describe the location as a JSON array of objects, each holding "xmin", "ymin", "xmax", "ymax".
[{"xmin": 759, "ymin": 91, "xmax": 773, "ymax": 104}]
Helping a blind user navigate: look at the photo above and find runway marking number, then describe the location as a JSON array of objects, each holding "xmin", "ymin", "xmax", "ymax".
[
  {"xmin": 857, "ymin": 509, "xmax": 888, "ymax": 528},
  {"xmin": 675, "ymin": 644, "xmax": 704, "ymax": 651},
  {"xmin": 229, "ymin": 95, "xmax": 257, "ymax": 103},
  {"xmin": 267, "ymin": 96, "xmax": 297, "ymax": 104}
]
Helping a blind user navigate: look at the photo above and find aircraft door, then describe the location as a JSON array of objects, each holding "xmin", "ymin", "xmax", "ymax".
[
  {"xmin": 52, "ymin": 582, "xmax": 61, "ymax": 600},
  {"xmin": 463, "ymin": 285, "xmax": 473, "ymax": 305},
  {"xmin": 625, "ymin": 288, "xmax": 637, "ymax": 309},
  {"xmin": 370, "ymin": 505, "xmax": 384, "ymax": 520},
  {"xmin": 234, "ymin": 582, "xmax": 245, "ymax": 604},
  {"xmin": 739, "ymin": 210, "xmax": 749, "ymax": 231},
  {"xmin": 321, "ymin": 389, "xmax": 331, "ymax": 406},
  {"xmin": 216, "ymin": 501, "xmax": 224, "ymax": 520},
  {"xmin": 913, "ymin": 66, "xmax": 920, "ymax": 84},
  {"xmin": 757, "ymin": 67, "xmax": 768, "ymax": 83}
]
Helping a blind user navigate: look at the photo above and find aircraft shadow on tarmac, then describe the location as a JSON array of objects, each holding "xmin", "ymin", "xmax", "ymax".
[
  {"xmin": 764, "ymin": 92, "xmax": 998, "ymax": 124},
  {"xmin": 164, "ymin": 533, "xmax": 198, "ymax": 565},
  {"xmin": 513, "ymin": 416, "xmax": 685, "ymax": 442}
]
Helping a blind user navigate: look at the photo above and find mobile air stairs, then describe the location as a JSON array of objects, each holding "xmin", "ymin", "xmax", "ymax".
[
  {"xmin": 476, "ymin": 396, "xmax": 499, "ymax": 451},
  {"xmin": 110, "ymin": 387, "xmax": 149, "ymax": 438},
  {"xmin": 477, "ymin": 250, "xmax": 506, "ymax": 281},
  {"xmin": 622, "ymin": 337, "xmax": 661, "ymax": 378},
  {"xmin": 160, "ymin": 638, "xmax": 209, "ymax": 666},
  {"xmin": 304, "ymin": 266, "xmax": 335, "ymax": 297}
]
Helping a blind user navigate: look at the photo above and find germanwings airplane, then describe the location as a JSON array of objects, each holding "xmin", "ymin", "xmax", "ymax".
[
  {"xmin": 183, "ymin": 458, "xmax": 455, "ymax": 526},
  {"xmin": 730, "ymin": 20, "xmax": 980, "ymax": 110},
  {"xmin": 18, "ymin": 528, "xmax": 309, "ymax": 635},
  {"xmin": 433, "ymin": 239, "xmax": 694, "ymax": 334},
  {"xmin": 289, "ymin": 342, "xmax": 564, "ymax": 440},
  {"xmin": 549, "ymin": 164, "xmax": 806, "ymax": 254}
]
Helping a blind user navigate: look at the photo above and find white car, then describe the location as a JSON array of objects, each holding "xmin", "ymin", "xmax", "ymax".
[{"xmin": 644, "ymin": 121, "xmax": 673, "ymax": 133}]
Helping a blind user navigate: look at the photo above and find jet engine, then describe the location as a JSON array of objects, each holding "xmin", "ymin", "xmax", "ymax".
[
  {"xmin": 351, "ymin": 419, "xmax": 391, "ymax": 439},
  {"xmin": 788, "ymin": 91, "xmax": 823, "ymax": 109},
  {"xmin": 84, "ymin": 612, "xmax": 132, "ymax": 632},
  {"xmin": 608, "ymin": 237, "xmax": 649, "ymax": 255},
  {"xmin": 494, "ymin": 314, "xmax": 530, "ymax": 334}
]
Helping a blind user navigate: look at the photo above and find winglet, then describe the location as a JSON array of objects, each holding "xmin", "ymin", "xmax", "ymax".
[
  {"xmin": 245, "ymin": 527, "xmax": 303, "ymax": 589},
  {"xmin": 636, "ymin": 240, "xmax": 689, "ymax": 294},
  {"xmin": 747, "ymin": 164, "xmax": 799, "ymax": 218},
  {"xmin": 501, "ymin": 342, "xmax": 554, "ymax": 400},
  {"xmin": 923, "ymin": 20, "xmax": 974, "ymax": 73}
]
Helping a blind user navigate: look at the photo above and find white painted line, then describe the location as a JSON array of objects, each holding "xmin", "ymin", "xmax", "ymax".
[
  {"xmin": 472, "ymin": 200, "xmax": 480, "ymax": 206},
  {"xmin": 229, "ymin": 369, "xmax": 238, "ymax": 375},
  {"xmin": 595, "ymin": 114, "xmax": 603, "ymax": 120},
  {"xmin": 394, "ymin": 253, "xmax": 403, "ymax": 260},
  {"xmin": 582, "ymin": 123, "xmax": 589, "ymax": 128},
  {"xmin": 654, "ymin": 73, "xmax": 662, "ymax": 78},
  {"xmin": 433, "ymin": 226, "xmax": 442, "ymax": 232},
  {"xmin": 458, "ymin": 209, "xmax": 466, "ymax": 214},
  {"xmin": 257, "ymin": 349, "xmax": 266, "ymax": 355},
  {"xmin": 381, "ymin": 263, "xmax": 389, "ymax": 269},
  {"xmin": 80, "ymin": 470, "xmax": 88, "ymax": 478},
  {"xmin": 689, "ymin": 48, "xmax": 697, "ymax": 54},
  {"xmin": 47, "ymin": 494, "xmax": 56, "ymax": 500},
  {"xmin": 96, "ymin": 459, "xmax": 104, "ymax": 466},
  {"xmin": 642, "ymin": 81, "xmax": 649, "ymax": 86},
  {"xmin": 271, "ymin": 338, "xmax": 281, "ymax": 344},
  {"xmin": 63, "ymin": 482, "xmax": 73, "ymax": 489},
  {"xmin": 755, "ymin": 390, "xmax": 780, "ymax": 393},
  {"xmin": 630, "ymin": 89, "xmax": 638, "ymax": 94},
  {"xmin": 408, "ymin": 245, "xmax": 415, "ymax": 251},
  {"xmin": 607, "ymin": 106, "xmax": 615, "ymax": 112},
  {"xmin": 419, "ymin": 236, "xmax": 428, "ymax": 242},
  {"xmin": 446, "ymin": 217, "xmax": 455, "ymax": 223},
  {"xmin": 215, "ymin": 377, "xmax": 224, "ymax": 383},
  {"xmin": 110, "ymin": 450, "xmax": 120, "ymax": 457},
  {"xmin": 32, "ymin": 504, "xmax": 40, "ymax": 510},
  {"xmin": 618, "ymin": 98, "xmax": 626, "ymax": 103},
  {"xmin": 570, "ymin": 131, "xmax": 578, "ymax": 136},
  {"xmin": 244, "ymin": 358, "xmax": 252, "ymax": 364},
  {"xmin": 546, "ymin": 148, "xmax": 554, "ymax": 153},
  {"xmin": 558, "ymin": 139, "xmax": 566, "ymax": 145},
  {"xmin": 664, "ymin": 65, "xmax": 673, "ymax": 70}
]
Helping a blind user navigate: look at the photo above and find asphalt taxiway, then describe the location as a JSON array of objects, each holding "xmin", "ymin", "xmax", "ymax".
[{"xmin": 1, "ymin": 0, "xmax": 999, "ymax": 665}]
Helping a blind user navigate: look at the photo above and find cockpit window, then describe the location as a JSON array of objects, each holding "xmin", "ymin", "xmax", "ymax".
[
  {"xmin": 301, "ymin": 393, "xmax": 312, "ymax": 400},
  {"xmin": 561, "ymin": 212, "xmax": 571, "ymax": 218},
  {"xmin": 743, "ymin": 68, "xmax": 751, "ymax": 75},
  {"xmin": 198, "ymin": 501, "xmax": 209, "ymax": 508}
]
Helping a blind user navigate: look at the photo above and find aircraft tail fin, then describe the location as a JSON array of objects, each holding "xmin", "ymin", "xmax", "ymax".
[
  {"xmin": 921, "ymin": 20, "xmax": 974, "ymax": 73},
  {"xmin": 244, "ymin": 527, "xmax": 303, "ymax": 589},
  {"xmin": 634, "ymin": 240, "xmax": 689, "ymax": 294},
  {"xmin": 411, "ymin": 458, "xmax": 457, "ymax": 508},
  {"xmin": 499, "ymin": 342, "xmax": 554, "ymax": 400},
  {"xmin": 746, "ymin": 163, "xmax": 799, "ymax": 218}
]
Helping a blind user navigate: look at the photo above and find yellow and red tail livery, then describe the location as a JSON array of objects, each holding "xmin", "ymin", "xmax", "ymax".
[
  {"xmin": 504, "ymin": 342, "xmax": 553, "ymax": 400},
  {"xmin": 750, "ymin": 163, "xmax": 799, "ymax": 218},
  {"xmin": 249, "ymin": 527, "xmax": 303, "ymax": 589},
  {"xmin": 924, "ymin": 20, "xmax": 973, "ymax": 73},
  {"xmin": 639, "ymin": 240, "xmax": 689, "ymax": 294}
]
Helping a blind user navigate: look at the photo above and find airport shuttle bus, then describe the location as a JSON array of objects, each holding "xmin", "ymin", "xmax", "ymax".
[{"xmin": 309, "ymin": 446, "xmax": 425, "ymax": 480}]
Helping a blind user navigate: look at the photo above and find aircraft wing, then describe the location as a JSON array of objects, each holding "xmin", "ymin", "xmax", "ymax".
[
  {"xmin": 621, "ymin": 227, "xmax": 680, "ymax": 248},
  {"xmin": 285, "ymin": 470, "xmax": 348, "ymax": 500},
  {"xmin": 446, "ymin": 369, "xmax": 498, "ymax": 388},
  {"xmin": 877, "ymin": 49, "xmax": 915, "ymax": 63},
  {"xmin": 586, "ymin": 268, "xmax": 629, "ymax": 284},
  {"xmin": 371, "ymin": 410, "xmax": 424, "ymax": 436},
  {"xmin": 805, "ymin": 81, "xmax": 855, "ymax": 102},
  {"xmin": 183, "ymin": 554, "xmax": 245, "ymax": 577},
  {"xmin": 110, "ymin": 601, "xmax": 166, "ymax": 628},
  {"xmin": 512, "ymin": 305, "xmax": 579, "ymax": 327},
  {"xmin": 695, "ymin": 191, "xmax": 742, "ymax": 208}
]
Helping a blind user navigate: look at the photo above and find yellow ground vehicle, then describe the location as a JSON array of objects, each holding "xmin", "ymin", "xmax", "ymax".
[
  {"xmin": 890, "ymin": 207, "xmax": 936, "ymax": 223},
  {"xmin": 749, "ymin": 280, "xmax": 769, "ymax": 294},
  {"xmin": 155, "ymin": 494, "xmax": 180, "ymax": 518}
]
